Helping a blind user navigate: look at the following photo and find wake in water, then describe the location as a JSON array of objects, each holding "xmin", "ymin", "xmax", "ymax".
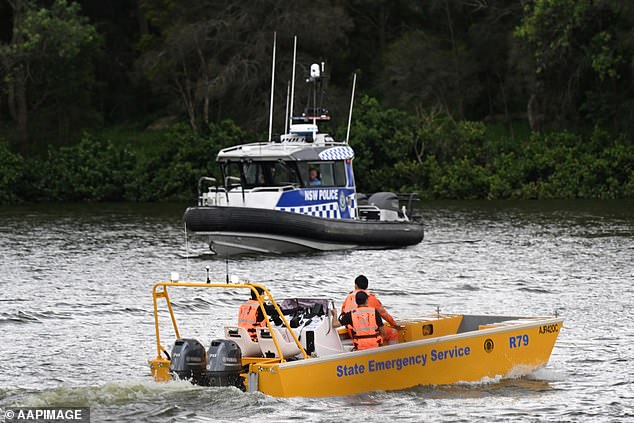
[
  {"xmin": 3, "ymin": 379, "xmax": 287, "ymax": 422},
  {"xmin": 11, "ymin": 379, "xmax": 211, "ymax": 408}
]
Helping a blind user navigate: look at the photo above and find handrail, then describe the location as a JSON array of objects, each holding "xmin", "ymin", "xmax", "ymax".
[
  {"xmin": 151, "ymin": 281, "xmax": 309, "ymax": 363},
  {"xmin": 248, "ymin": 185, "xmax": 297, "ymax": 193},
  {"xmin": 402, "ymin": 192, "xmax": 419, "ymax": 219},
  {"xmin": 224, "ymin": 176, "xmax": 241, "ymax": 188},
  {"xmin": 224, "ymin": 176, "xmax": 241, "ymax": 204},
  {"xmin": 197, "ymin": 176, "xmax": 218, "ymax": 206},
  {"xmin": 197, "ymin": 177, "xmax": 217, "ymax": 201}
]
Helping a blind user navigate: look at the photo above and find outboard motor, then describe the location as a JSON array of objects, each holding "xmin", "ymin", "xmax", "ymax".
[
  {"xmin": 368, "ymin": 192, "xmax": 399, "ymax": 212},
  {"xmin": 206, "ymin": 339, "xmax": 245, "ymax": 391},
  {"xmin": 368, "ymin": 192, "xmax": 402, "ymax": 221},
  {"xmin": 169, "ymin": 338, "xmax": 208, "ymax": 385}
]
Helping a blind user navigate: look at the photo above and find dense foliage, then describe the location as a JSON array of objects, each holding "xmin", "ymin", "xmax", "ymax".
[
  {"xmin": 1, "ymin": 100, "xmax": 632, "ymax": 203},
  {"xmin": 1, "ymin": 0, "xmax": 633, "ymax": 203},
  {"xmin": 347, "ymin": 97, "xmax": 634, "ymax": 199},
  {"xmin": 0, "ymin": 120, "xmax": 248, "ymax": 202}
]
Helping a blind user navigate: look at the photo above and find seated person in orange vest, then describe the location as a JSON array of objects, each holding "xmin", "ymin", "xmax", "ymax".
[
  {"xmin": 338, "ymin": 291, "xmax": 386, "ymax": 350},
  {"xmin": 238, "ymin": 287, "xmax": 267, "ymax": 341},
  {"xmin": 341, "ymin": 274, "xmax": 401, "ymax": 344}
]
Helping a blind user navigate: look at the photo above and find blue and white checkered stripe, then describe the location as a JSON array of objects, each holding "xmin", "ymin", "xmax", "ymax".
[
  {"xmin": 318, "ymin": 146, "xmax": 355, "ymax": 161},
  {"xmin": 277, "ymin": 202, "xmax": 341, "ymax": 219}
]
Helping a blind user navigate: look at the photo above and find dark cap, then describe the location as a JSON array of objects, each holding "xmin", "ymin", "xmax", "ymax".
[
  {"xmin": 354, "ymin": 275, "xmax": 369, "ymax": 290},
  {"xmin": 355, "ymin": 291, "xmax": 369, "ymax": 306}
]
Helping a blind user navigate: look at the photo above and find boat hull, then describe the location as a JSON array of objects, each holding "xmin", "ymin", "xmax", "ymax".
[
  {"xmin": 184, "ymin": 206, "xmax": 424, "ymax": 255},
  {"xmin": 148, "ymin": 282, "xmax": 563, "ymax": 398},
  {"xmin": 251, "ymin": 318, "xmax": 563, "ymax": 397},
  {"xmin": 193, "ymin": 232, "xmax": 359, "ymax": 256}
]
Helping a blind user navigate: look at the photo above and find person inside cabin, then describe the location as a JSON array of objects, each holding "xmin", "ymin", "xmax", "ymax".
[
  {"xmin": 338, "ymin": 291, "xmax": 385, "ymax": 350},
  {"xmin": 340, "ymin": 274, "xmax": 402, "ymax": 345},
  {"xmin": 238, "ymin": 287, "xmax": 267, "ymax": 341},
  {"xmin": 308, "ymin": 168, "xmax": 321, "ymax": 186}
]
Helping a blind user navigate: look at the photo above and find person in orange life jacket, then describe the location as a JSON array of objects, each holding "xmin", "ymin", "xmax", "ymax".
[
  {"xmin": 338, "ymin": 291, "xmax": 385, "ymax": 350},
  {"xmin": 340, "ymin": 274, "xmax": 402, "ymax": 344},
  {"xmin": 238, "ymin": 287, "xmax": 267, "ymax": 341}
]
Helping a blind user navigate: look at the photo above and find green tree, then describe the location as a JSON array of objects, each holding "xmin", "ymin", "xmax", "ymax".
[
  {"xmin": 0, "ymin": 0, "xmax": 100, "ymax": 151},
  {"xmin": 36, "ymin": 134, "xmax": 136, "ymax": 201},
  {"xmin": 137, "ymin": 0, "xmax": 351, "ymax": 133},
  {"xmin": 131, "ymin": 120, "xmax": 248, "ymax": 201},
  {"xmin": 515, "ymin": 0, "xmax": 633, "ymax": 132},
  {"xmin": 378, "ymin": 0, "xmax": 521, "ymax": 121},
  {"xmin": 0, "ymin": 139, "xmax": 25, "ymax": 203},
  {"xmin": 345, "ymin": 95, "xmax": 416, "ymax": 192},
  {"xmin": 381, "ymin": 30, "xmax": 474, "ymax": 117}
]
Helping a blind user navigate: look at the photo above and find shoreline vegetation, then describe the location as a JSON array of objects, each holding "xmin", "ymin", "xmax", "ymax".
[
  {"xmin": 1, "ymin": 96, "xmax": 632, "ymax": 204},
  {"xmin": 1, "ymin": 1, "xmax": 633, "ymax": 204}
]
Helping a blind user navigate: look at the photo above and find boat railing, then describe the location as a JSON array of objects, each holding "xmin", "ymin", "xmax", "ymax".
[
  {"xmin": 212, "ymin": 184, "xmax": 297, "ymax": 207},
  {"xmin": 223, "ymin": 176, "xmax": 244, "ymax": 204},
  {"xmin": 197, "ymin": 177, "xmax": 227, "ymax": 206},
  {"xmin": 224, "ymin": 184, "xmax": 297, "ymax": 195},
  {"xmin": 150, "ymin": 281, "xmax": 309, "ymax": 369},
  {"xmin": 224, "ymin": 176, "xmax": 242, "ymax": 189},
  {"xmin": 399, "ymin": 192, "xmax": 422, "ymax": 222},
  {"xmin": 248, "ymin": 185, "xmax": 297, "ymax": 193}
]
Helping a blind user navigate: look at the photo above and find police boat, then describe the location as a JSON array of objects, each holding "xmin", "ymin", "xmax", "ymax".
[
  {"xmin": 183, "ymin": 51, "xmax": 424, "ymax": 256},
  {"xmin": 149, "ymin": 278, "xmax": 564, "ymax": 397}
]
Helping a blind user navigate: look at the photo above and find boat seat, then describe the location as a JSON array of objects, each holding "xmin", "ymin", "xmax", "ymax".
[
  {"xmin": 224, "ymin": 326, "xmax": 262, "ymax": 357},
  {"xmin": 257, "ymin": 326, "xmax": 302, "ymax": 359},
  {"xmin": 306, "ymin": 321, "xmax": 352, "ymax": 356},
  {"xmin": 336, "ymin": 327, "xmax": 355, "ymax": 353},
  {"xmin": 340, "ymin": 338, "xmax": 354, "ymax": 352}
]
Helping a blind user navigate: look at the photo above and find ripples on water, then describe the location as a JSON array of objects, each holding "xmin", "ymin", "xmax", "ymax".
[{"xmin": 1, "ymin": 200, "xmax": 633, "ymax": 422}]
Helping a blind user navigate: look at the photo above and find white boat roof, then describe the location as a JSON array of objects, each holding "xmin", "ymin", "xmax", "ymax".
[{"xmin": 217, "ymin": 140, "xmax": 355, "ymax": 162}]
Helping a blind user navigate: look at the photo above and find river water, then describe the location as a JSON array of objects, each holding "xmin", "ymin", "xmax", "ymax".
[{"xmin": 0, "ymin": 200, "xmax": 632, "ymax": 422}]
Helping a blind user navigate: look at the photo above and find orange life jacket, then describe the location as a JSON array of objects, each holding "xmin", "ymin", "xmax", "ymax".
[
  {"xmin": 341, "ymin": 290, "xmax": 360, "ymax": 314},
  {"xmin": 351, "ymin": 306, "xmax": 383, "ymax": 350},
  {"xmin": 238, "ymin": 299, "xmax": 264, "ymax": 340},
  {"xmin": 342, "ymin": 289, "xmax": 397, "ymax": 326}
]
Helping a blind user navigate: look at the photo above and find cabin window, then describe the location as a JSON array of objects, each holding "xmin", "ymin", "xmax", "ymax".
[
  {"xmin": 242, "ymin": 162, "xmax": 267, "ymax": 187},
  {"xmin": 269, "ymin": 162, "xmax": 300, "ymax": 187},
  {"xmin": 334, "ymin": 161, "xmax": 347, "ymax": 186},
  {"xmin": 224, "ymin": 161, "xmax": 300, "ymax": 189},
  {"xmin": 222, "ymin": 162, "xmax": 243, "ymax": 189},
  {"xmin": 300, "ymin": 161, "xmax": 347, "ymax": 187}
]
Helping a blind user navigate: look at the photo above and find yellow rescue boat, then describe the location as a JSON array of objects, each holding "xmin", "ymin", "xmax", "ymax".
[{"xmin": 149, "ymin": 280, "xmax": 563, "ymax": 397}]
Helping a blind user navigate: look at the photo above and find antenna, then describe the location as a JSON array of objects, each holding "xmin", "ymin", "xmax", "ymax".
[
  {"xmin": 308, "ymin": 63, "xmax": 320, "ymax": 139},
  {"xmin": 284, "ymin": 81, "xmax": 290, "ymax": 134},
  {"xmin": 268, "ymin": 32, "xmax": 277, "ymax": 143},
  {"xmin": 184, "ymin": 221, "xmax": 189, "ymax": 277},
  {"xmin": 345, "ymin": 73, "xmax": 357, "ymax": 144},
  {"xmin": 225, "ymin": 257, "xmax": 229, "ymax": 284},
  {"xmin": 289, "ymin": 35, "xmax": 297, "ymax": 128}
]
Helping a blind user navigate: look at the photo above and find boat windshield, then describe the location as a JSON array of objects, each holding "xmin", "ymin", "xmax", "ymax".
[
  {"xmin": 223, "ymin": 161, "xmax": 301, "ymax": 189},
  {"xmin": 299, "ymin": 161, "xmax": 347, "ymax": 187}
]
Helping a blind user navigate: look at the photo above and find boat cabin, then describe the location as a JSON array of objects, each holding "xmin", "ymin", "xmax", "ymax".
[{"xmin": 200, "ymin": 140, "xmax": 358, "ymax": 220}]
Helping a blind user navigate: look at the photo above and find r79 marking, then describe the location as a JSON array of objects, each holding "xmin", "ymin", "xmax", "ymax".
[{"xmin": 509, "ymin": 334, "xmax": 529, "ymax": 348}]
